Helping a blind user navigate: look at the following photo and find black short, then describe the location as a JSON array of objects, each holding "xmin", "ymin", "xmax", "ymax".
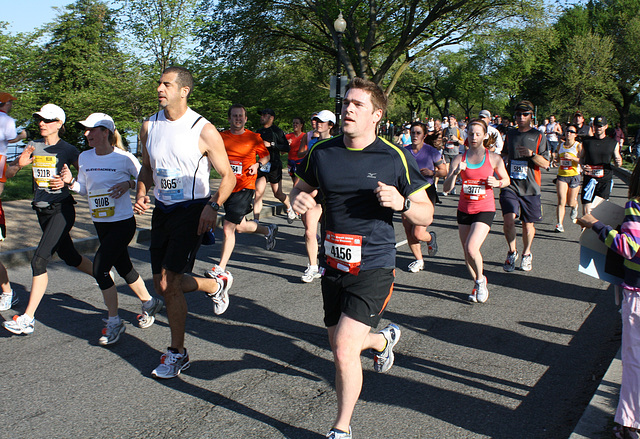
[
  {"xmin": 223, "ymin": 189, "xmax": 254, "ymax": 224},
  {"xmin": 257, "ymin": 160, "xmax": 283, "ymax": 184},
  {"xmin": 582, "ymin": 176, "xmax": 612, "ymax": 203},
  {"xmin": 150, "ymin": 202, "xmax": 205, "ymax": 275},
  {"xmin": 426, "ymin": 183, "xmax": 439, "ymax": 206},
  {"xmin": 321, "ymin": 267, "xmax": 395, "ymax": 328},
  {"xmin": 457, "ymin": 210, "xmax": 495, "ymax": 226}
]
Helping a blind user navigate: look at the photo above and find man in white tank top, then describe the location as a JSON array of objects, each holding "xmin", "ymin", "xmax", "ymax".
[{"xmin": 134, "ymin": 66, "xmax": 236, "ymax": 379}]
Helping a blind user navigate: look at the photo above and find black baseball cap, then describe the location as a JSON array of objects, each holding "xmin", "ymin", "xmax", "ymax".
[
  {"xmin": 258, "ymin": 108, "xmax": 276, "ymax": 117},
  {"xmin": 514, "ymin": 100, "xmax": 534, "ymax": 112},
  {"xmin": 593, "ymin": 115, "xmax": 608, "ymax": 126}
]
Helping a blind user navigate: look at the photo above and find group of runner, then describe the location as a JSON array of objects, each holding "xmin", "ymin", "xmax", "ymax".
[{"xmin": 0, "ymin": 71, "xmax": 628, "ymax": 438}]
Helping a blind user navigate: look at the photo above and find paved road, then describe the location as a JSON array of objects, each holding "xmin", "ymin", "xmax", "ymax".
[{"xmin": 0, "ymin": 169, "xmax": 623, "ymax": 438}]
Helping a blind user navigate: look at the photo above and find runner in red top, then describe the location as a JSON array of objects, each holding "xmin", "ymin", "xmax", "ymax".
[
  {"xmin": 285, "ymin": 116, "xmax": 305, "ymax": 185},
  {"xmin": 443, "ymin": 119, "xmax": 510, "ymax": 303}
]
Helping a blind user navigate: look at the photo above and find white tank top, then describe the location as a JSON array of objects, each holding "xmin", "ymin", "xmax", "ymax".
[{"xmin": 146, "ymin": 108, "xmax": 210, "ymax": 206}]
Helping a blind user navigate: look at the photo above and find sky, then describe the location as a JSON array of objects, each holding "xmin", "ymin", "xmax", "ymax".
[{"xmin": 3, "ymin": 1, "xmax": 77, "ymax": 34}]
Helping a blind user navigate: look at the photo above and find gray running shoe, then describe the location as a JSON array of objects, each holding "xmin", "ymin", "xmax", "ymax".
[
  {"xmin": 475, "ymin": 277, "xmax": 489, "ymax": 303},
  {"xmin": 427, "ymin": 231, "xmax": 438, "ymax": 257},
  {"xmin": 151, "ymin": 348, "xmax": 190, "ymax": 379},
  {"xmin": 408, "ymin": 259, "xmax": 424, "ymax": 273},
  {"xmin": 207, "ymin": 269, "xmax": 233, "ymax": 315},
  {"xmin": 570, "ymin": 207, "xmax": 579, "ymax": 223},
  {"xmin": 99, "ymin": 318, "xmax": 125, "ymax": 346},
  {"xmin": 265, "ymin": 224, "xmax": 278, "ymax": 250},
  {"xmin": 503, "ymin": 250, "xmax": 519, "ymax": 272},
  {"xmin": 138, "ymin": 297, "xmax": 164, "ymax": 329},
  {"xmin": 326, "ymin": 427, "xmax": 352, "ymax": 438},
  {"xmin": 373, "ymin": 323, "xmax": 401, "ymax": 373},
  {"xmin": 0, "ymin": 291, "xmax": 18, "ymax": 311},
  {"xmin": 301, "ymin": 265, "xmax": 321, "ymax": 283},
  {"xmin": 3, "ymin": 314, "xmax": 34, "ymax": 335},
  {"xmin": 520, "ymin": 253, "xmax": 533, "ymax": 271}
]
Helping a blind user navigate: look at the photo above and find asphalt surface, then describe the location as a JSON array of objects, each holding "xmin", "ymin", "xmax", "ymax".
[{"xmin": 0, "ymin": 170, "xmax": 624, "ymax": 439}]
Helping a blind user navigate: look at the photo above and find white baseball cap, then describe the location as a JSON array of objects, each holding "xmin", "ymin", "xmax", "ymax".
[
  {"xmin": 78, "ymin": 113, "xmax": 115, "ymax": 132},
  {"xmin": 313, "ymin": 110, "xmax": 336, "ymax": 124},
  {"xmin": 33, "ymin": 103, "xmax": 66, "ymax": 123}
]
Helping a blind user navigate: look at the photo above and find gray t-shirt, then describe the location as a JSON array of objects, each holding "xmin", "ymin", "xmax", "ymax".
[
  {"xmin": 503, "ymin": 127, "xmax": 550, "ymax": 197},
  {"xmin": 31, "ymin": 139, "xmax": 79, "ymax": 207}
]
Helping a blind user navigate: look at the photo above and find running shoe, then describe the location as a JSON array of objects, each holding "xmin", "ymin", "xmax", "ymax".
[
  {"xmin": 326, "ymin": 427, "xmax": 352, "ymax": 438},
  {"xmin": 555, "ymin": 223, "xmax": 564, "ymax": 233},
  {"xmin": 204, "ymin": 263, "xmax": 225, "ymax": 279},
  {"xmin": 3, "ymin": 314, "xmax": 35, "ymax": 335},
  {"xmin": 301, "ymin": 265, "xmax": 321, "ymax": 283},
  {"xmin": 151, "ymin": 348, "xmax": 190, "ymax": 379},
  {"xmin": 613, "ymin": 424, "xmax": 640, "ymax": 439},
  {"xmin": 427, "ymin": 231, "xmax": 438, "ymax": 257},
  {"xmin": 0, "ymin": 291, "xmax": 18, "ymax": 311},
  {"xmin": 503, "ymin": 250, "xmax": 519, "ymax": 272},
  {"xmin": 570, "ymin": 207, "xmax": 579, "ymax": 223},
  {"xmin": 286, "ymin": 207, "xmax": 297, "ymax": 224},
  {"xmin": 138, "ymin": 297, "xmax": 165, "ymax": 329},
  {"xmin": 265, "ymin": 224, "xmax": 278, "ymax": 250},
  {"xmin": 521, "ymin": 253, "xmax": 533, "ymax": 271},
  {"xmin": 468, "ymin": 288, "xmax": 478, "ymax": 303},
  {"xmin": 206, "ymin": 269, "xmax": 233, "ymax": 315},
  {"xmin": 408, "ymin": 259, "xmax": 424, "ymax": 273},
  {"xmin": 99, "ymin": 318, "xmax": 126, "ymax": 346},
  {"xmin": 475, "ymin": 277, "xmax": 489, "ymax": 303},
  {"xmin": 373, "ymin": 323, "xmax": 401, "ymax": 373}
]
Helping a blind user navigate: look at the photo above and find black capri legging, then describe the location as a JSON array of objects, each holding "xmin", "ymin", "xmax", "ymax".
[
  {"xmin": 32, "ymin": 199, "xmax": 83, "ymax": 276},
  {"xmin": 93, "ymin": 217, "xmax": 140, "ymax": 290}
]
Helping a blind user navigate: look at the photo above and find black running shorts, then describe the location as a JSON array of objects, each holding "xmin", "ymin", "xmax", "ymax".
[{"xmin": 223, "ymin": 189, "xmax": 254, "ymax": 225}]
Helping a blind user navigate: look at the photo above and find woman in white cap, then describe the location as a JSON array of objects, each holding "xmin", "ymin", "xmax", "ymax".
[
  {"xmin": 59, "ymin": 113, "xmax": 163, "ymax": 345},
  {"xmin": 296, "ymin": 110, "xmax": 334, "ymax": 282},
  {"xmin": 4, "ymin": 104, "xmax": 93, "ymax": 335}
]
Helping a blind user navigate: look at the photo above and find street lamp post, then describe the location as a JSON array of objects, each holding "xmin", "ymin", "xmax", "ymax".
[{"xmin": 333, "ymin": 12, "xmax": 347, "ymax": 127}]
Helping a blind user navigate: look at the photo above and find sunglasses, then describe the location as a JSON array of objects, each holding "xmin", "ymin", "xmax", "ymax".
[
  {"xmin": 36, "ymin": 117, "xmax": 58, "ymax": 124},
  {"xmin": 515, "ymin": 112, "xmax": 532, "ymax": 117},
  {"xmin": 567, "ymin": 130, "xmax": 577, "ymax": 134}
]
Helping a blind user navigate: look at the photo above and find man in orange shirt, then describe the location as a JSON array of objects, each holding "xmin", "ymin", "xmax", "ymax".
[{"xmin": 205, "ymin": 104, "xmax": 278, "ymax": 287}]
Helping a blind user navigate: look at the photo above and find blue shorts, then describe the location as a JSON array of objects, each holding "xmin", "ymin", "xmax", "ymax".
[{"xmin": 499, "ymin": 189, "xmax": 543, "ymax": 223}]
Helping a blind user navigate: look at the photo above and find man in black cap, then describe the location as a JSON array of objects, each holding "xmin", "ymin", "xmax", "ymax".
[
  {"xmin": 254, "ymin": 108, "xmax": 296, "ymax": 223},
  {"xmin": 580, "ymin": 115, "xmax": 622, "ymax": 215},
  {"xmin": 500, "ymin": 100, "xmax": 550, "ymax": 273}
]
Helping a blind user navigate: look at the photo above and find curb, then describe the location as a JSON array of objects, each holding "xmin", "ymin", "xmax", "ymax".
[{"xmin": 0, "ymin": 201, "xmax": 288, "ymax": 269}]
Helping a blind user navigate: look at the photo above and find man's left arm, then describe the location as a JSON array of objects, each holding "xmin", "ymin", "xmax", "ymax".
[
  {"xmin": 199, "ymin": 123, "xmax": 235, "ymax": 234},
  {"xmin": 613, "ymin": 143, "xmax": 623, "ymax": 167}
]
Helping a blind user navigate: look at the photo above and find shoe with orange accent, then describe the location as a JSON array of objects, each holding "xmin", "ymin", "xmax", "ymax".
[
  {"xmin": 373, "ymin": 323, "xmax": 401, "ymax": 373},
  {"xmin": 3, "ymin": 314, "xmax": 34, "ymax": 335},
  {"xmin": 152, "ymin": 348, "xmax": 190, "ymax": 379},
  {"xmin": 99, "ymin": 318, "xmax": 125, "ymax": 346}
]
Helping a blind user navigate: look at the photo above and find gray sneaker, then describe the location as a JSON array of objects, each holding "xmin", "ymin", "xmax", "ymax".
[
  {"xmin": 373, "ymin": 323, "xmax": 401, "ymax": 373},
  {"xmin": 301, "ymin": 265, "xmax": 321, "ymax": 283},
  {"xmin": 0, "ymin": 291, "xmax": 18, "ymax": 311},
  {"xmin": 207, "ymin": 269, "xmax": 233, "ymax": 315},
  {"xmin": 152, "ymin": 348, "xmax": 190, "ymax": 379},
  {"xmin": 99, "ymin": 318, "xmax": 125, "ymax": 346},
  {"xmin": 138, "ymin": 297, "xmax": 164, "ymax": 329},
  {"xmin": 265, "ymin": 224, "xmax": 278, "ymax": 250},
  {"xmin": 503, "ymin": 250, "xmax": 519, "ymax": 272},
  {"xmin": 204, "ymin": 264, "xmax": 224, "ymax": 279},
  {"xmin": 427, "ymin": 231, "xmax": 438, "ymax": 257},
  {"xmin": 520, "ymin": 253, "xmax": 533, "ymax": 271}
]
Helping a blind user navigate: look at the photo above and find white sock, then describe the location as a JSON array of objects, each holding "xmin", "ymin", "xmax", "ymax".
[{"xmin": 107, "ymin": 315, "xmax": 121, "ymax": 324}]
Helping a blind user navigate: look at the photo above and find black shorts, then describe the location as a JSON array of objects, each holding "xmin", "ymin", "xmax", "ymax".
[
  {"xmin": 425, "ymin": 183, "xmax": 439, "ymax": 206},
  {"xmin": 321, "ymin": 267, "xmax": 395, "ymax": 328},
  {"xmin": 582, "ymin": 176, "xmax": 612, "ymax": 203},
  {"xmin": 223, "ymin": 189, "xmax": 254, "ymax": 224},
  {"xmin": 150, "ymin": 201, "xmax": 205, "ymax": 275},
  {"xmin": 499, "ymin": 189, "xmax": 543, "ymax": 223},
  {"xmin": 457, "ymin": 210, "xmax": 495, "ymax": 226},
  {"xmin": 257, "ymin": 160, "xmax": 283, "ymax": 184},
  {"xmin": 443, "ymin": 153, "xmax": 459, "ymax": 164}
]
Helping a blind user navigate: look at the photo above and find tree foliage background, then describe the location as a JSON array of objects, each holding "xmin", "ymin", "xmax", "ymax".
[{"xmin": 1, "ymin": 0, "xmax": 640, "ymax": 148}]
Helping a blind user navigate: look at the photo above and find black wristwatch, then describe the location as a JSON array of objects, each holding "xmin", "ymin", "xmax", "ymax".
[
  {"xmin": 208, "ymin": 201, "xmax": 220, "ymax": 211},
  {"xmin": 400, "ymin": 197, "xmax": 411, "ymax": 212}
]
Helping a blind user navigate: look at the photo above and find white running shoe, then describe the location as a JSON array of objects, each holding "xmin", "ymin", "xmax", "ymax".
[
  {"xmin": 326, "ymin": 427, "xmax": 352, "ymax": 438},
  {"xmin": 570, "ymin": 207, "xmax": 579, "ymax": 223},
  {"xmin": 521, "ymin": 253, "xmax": 533, "ymax": 271},
  {"xmin": 204, "ymin": 263, "xmax": 224, "ymax": 279},
  {"xmin": 138, "ymin": 297, "xmax": 164, "ymax": 329},
  {"xmin": 151, "ymin": 348, "xmax": 190, "ymax": 379},
  {"xmin": 468, "ymin": 289, "xmax": 478, "ymax": 303},
  {"xmin": 475, "ymin": 277, "xmax": 489, "ymax": 303},
  {"xmin": 3, "ymin": 314, "xmax": 35, "ymax": 335},
  {"xmin": 373, "ymin": 323, "xmax": 401, "ymax": 373},
  {"xmin": 301, "ymin": 265, "xmax": 321, "ymax": 283},
  {"xmin": 0, "ymin": 291, "xmax": 18, "ymax": 311},
  {"xmin": 408, "ymin": 259, "xmax": 424, "ymax": 273},
  {"xmin": 427, "ymin": 231, "xmax": 438, "ymax": 257},
  {"xmin": 99, "ymin": 318, "xmax": 126, "ymax": 346},
  {"xmin": 286, "ymin": 207, "xmax": 297, "ymax": 224},
  {"xmin": 265, "ymin": 224, "xmax": 278, "ymax": 250},
  {"xmin": 207, "ymin": 270, "xmax": 233, "ymax": 315},
  {"xmin": 503, "ymin": 250, "xmax": 519, "ymax": 272},
  {"xmin": 555, "ymin": 223, "xmax": 564, "ymax": 233}
]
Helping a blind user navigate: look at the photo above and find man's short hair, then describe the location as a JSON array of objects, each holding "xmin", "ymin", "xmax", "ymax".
[
  {"xmin": 228, "ymin": 104, "xmax": 247, "ymax": 118},
  {"xmin": 345, "ymin": 77, "xmax": 387, "ymax": 115},
  {"xmin": 163, "ymin": 66, "xmax": 194, "ymax": 98}
]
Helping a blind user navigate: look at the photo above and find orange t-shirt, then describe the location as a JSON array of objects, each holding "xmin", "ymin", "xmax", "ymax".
[
  {"xmin": 286, "ymin": 132, "xmax": 305, "ymax": 162},
  {"xmin": 221, "ymin": 129, "xmax": 269, "ymax": 192}
]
